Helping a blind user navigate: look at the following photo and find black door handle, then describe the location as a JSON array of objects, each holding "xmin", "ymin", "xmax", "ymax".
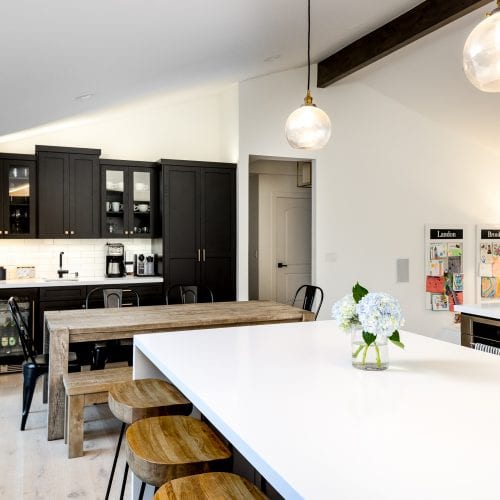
[{"xmin": 277, "ymin": 262, "xmax": 288, "ymax": 268}]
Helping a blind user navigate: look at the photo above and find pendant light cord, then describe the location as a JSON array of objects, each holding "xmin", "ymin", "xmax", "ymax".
[{"xmin": 307, "ymin": 0, "xmax": 311, "ymax": 91}]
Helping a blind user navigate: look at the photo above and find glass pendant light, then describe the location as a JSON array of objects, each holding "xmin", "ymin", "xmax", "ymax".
[
  {"xmin": 464, "ymin": 0, "xmax": 500, "ymax": 92},
  {"xmin": 285, "ymin": 0, "xmax": 331, "ymax": 150}
]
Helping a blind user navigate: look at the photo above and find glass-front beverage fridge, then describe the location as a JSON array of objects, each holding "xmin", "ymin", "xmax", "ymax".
[{"xmin": 0, "ymin": 292, "xmax": 35, "ymax": 374}]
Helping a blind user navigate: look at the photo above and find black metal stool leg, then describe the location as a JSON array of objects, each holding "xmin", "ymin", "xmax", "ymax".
[
  {"xmin": 91, "ymin": 344, "xmax": 108, "ymax": 370},
  {"xmin": 138, "ymin": 481, "xmax": 146, "ymax": 500},
  {"xmin": 105, "ymin": 422, "xmax": 126, "ymax": 500},
  {"xmin": 119, "ymin": 462, "xmax": 129, "ymax": 500},
  {"xmin": 21, "ymin": 366, "xmax": 39, "ymax": 431}
]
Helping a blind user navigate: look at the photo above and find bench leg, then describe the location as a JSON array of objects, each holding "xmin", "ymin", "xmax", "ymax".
[
  {"xmin": 67, "ymin": 394, "xmax": 85, "ymax": 459},
  {"xmin": 64, "ymin": 393, "xmax": 68, "ymax": 444}
]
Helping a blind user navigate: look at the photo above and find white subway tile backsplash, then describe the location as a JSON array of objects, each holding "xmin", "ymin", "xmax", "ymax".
[{"xmin": 0, "ymin": 238, "xmax": 152, "ymax": 278}]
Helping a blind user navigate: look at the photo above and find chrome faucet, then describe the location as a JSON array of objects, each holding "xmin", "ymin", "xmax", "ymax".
[{"xmin": 57, "ymin": 251, "xmax": 68, "ymax": 278}]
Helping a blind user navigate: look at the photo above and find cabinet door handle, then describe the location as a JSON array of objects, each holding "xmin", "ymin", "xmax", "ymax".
[
  {"xmin": 203, "ymin": 249, "xmax": 206, "ymax": 262},
  {"xmin": 125, "ymin": 230, "xmax": 129, "ymax": 235},
  {"xmin": 70, "ymin": 230, "xmax": 75, "ymax": 235},
  {"xmin": 64, "ymin": 230, "xmax": 69, "ymax": 235},
  {"xmin": 197, "ymin": 249, "xmax": 201, "ymax": 262}
]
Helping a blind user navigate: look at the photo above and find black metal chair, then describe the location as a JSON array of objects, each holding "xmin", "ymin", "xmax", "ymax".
[
  {"xmin": 8, "ymin": 296, "xmax": 81, "ymax": 431},
  {"xmin": 86, "ymin": 288, "xmax": 140, "ymax": 370},
  {"xmin": 292, "ymin": 285, "xmax": 324, "ymax": 319},
  {"xmin": 166, "ymin": 284, "xmax": 214, "ymax": 305}
]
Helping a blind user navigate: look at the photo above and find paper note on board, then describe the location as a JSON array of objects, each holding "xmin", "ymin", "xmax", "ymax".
[{"xmin": 426, "ymin": 276, "xmax": 445, "ymax": 293}]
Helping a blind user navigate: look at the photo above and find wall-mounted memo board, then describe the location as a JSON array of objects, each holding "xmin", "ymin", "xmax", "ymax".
[
  {"xmin": 424, "ymin": 225, "xmax": 464, "ymax": 312},
  {"xmin": 476, "ymin": 225, "xmax": 500, "ymax": 303}
]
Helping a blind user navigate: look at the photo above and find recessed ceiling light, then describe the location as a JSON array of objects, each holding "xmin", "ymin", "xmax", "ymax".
[
  {"xmin": 75, "ymin": 93, "xmax": 94, "ymax": 101},
  {"xmin": 264, "ymin": 54, "xmax": 281, "ymax": 62}
]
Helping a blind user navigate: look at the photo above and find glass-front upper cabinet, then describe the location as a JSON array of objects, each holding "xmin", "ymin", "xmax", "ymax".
[
  {"xmin": 104, "ymin": 169, "xmax": 126, "ymax": 236},
  {"xmin": 0, "ymin": 154, "xmax": 37, "ymax": 238},
  {"xmin": 132, "ymin": 171, "xmax": 151, "ymax": 236},
  {"xmin": 101, "ymin": 160, "xmax": 157, "ymax": 238}
]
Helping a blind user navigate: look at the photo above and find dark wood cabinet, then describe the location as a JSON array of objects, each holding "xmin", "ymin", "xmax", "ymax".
[
  {"xmin": 36, "ymin": 146, "xmax": 100, "ymax": 238},
  {"xmin": 161, "ymin": 160, "xmax": 236, "ymax": 301},
  {"xmin": 100, "ymin": 159, "xmax": 159, "ymax": 238},
  {"xmin": 0, "ymin": 153, "xmax": 37, "ymax": 238}
]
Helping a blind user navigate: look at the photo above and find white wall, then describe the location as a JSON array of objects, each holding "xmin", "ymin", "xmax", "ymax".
[
  {"xmin": 238, "ymin": 66, "xmax": 500, "ymax": 340},
  {"xmin": 0, "ymin": 85, "xmax": 239, "ymax": 163}
]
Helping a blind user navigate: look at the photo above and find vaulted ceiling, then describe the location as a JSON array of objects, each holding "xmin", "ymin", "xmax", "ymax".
[{"xmin": 1, "ymin": 0, "xmax": 498, "ymax": 152}]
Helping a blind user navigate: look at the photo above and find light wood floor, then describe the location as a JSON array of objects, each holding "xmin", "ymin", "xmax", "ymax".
[{"xmin": 0, "ymin": 372, "xmax": 130, "ymax": 499}]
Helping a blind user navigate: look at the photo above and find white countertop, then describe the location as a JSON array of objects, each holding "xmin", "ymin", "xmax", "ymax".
[
  {"xmin": 455, "ymin": 303, "xmax": 500, "ymax": 320},
  {"xmin": 0, "ymin": 276, "xmax": 163, "ymax": 288},
  {"xmin": 135, "ymin": 320, "xmax": 500, "ymax": 500}
]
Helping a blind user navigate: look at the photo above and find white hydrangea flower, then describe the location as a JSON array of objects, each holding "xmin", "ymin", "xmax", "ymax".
[
  {"xmin": 356, "ymin": 292, "xmax": 404, "ymax": 337},
  {"xmin": 331, "ymin": 294, "xmax": 359, "ymax": 331}
]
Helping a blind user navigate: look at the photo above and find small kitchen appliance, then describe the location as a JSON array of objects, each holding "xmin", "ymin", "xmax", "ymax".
[
  {"xmin": 134, "ymin": 253, "xmax": 156, "ymax": 276},
  {"xmin": 106, "ymin": 243, "xmax": 126, "ymax": 277}
]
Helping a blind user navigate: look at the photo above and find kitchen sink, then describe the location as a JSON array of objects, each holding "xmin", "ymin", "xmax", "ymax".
[{"xmin": 42, "ymin": 278, "xmax": 80, "ymax": 282}]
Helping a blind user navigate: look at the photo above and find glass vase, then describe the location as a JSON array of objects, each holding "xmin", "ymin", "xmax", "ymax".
[{"xmin": 351, "ymin": 330, "xmax": 388, "ymax": 371}]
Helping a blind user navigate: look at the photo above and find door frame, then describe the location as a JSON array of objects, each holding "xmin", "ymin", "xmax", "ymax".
[
  {"xmin": 246, "ymin": 156, "xmax": 317, "ymax": 303},
  {"xmin": 271, "ymin": 190, "xmax": 312, "ymax": 303}
]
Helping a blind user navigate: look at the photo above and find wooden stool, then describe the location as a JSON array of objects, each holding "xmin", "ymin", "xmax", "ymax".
[
  {"xmin": 105, "ymin": 379, "xmax": 192, "ymax": 500},
  {"xmin": 63, "ymin": 366, "xmax": 132, "ymax": 458},
  {"xmin": 154, "ymin": 472, "xmax": 267, "ymax": 499},
  {"xmin": 126, "ymin": 416, "xmax": 232, "ymax": 499}
]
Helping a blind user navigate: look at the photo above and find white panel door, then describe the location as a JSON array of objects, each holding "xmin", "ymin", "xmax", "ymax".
[{"xmin": 275, "ymin": 195, "xmax": 311, "ymax": 304}]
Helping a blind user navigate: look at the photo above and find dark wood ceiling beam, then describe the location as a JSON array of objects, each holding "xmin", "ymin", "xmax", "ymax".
[{"xmin": 317, "ymin": 0, "xmax": 491, "ymax": 88}]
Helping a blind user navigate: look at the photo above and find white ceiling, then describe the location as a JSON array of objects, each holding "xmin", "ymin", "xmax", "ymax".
[
  {"xmin": 0, "ymin": 0, "xmax": 423, "ymax": 135},
  {"xmin": 2, "ymin": 0, "xmax": 498, "ymax": 151}
]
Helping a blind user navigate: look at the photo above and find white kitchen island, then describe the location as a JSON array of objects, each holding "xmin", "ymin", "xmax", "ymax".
[{"xmin": 133, "ymin": 320, "xmax": 500, "ymax": 500}]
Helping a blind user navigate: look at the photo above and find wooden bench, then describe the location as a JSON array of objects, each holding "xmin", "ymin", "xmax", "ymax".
[{"xmin": 63, "ymin": 366, "xmax": 132, "ymax": 458}]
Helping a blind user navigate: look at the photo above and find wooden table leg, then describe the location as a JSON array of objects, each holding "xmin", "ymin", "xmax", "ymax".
[
  {"xmin": 42, "ymin": 316, "xmax": 49, "ymax": 404},
  {"xmin": 47, "ymin": 326, "xmax": 69, "ymax": 441}
]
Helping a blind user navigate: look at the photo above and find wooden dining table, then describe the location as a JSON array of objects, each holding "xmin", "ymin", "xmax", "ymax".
[{"xmin": 43, "ymin": 300, "xmax": 315, "ymax": 440}]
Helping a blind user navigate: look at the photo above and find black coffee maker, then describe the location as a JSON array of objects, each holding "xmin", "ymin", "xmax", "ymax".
[{"xmin": 106, "ymin": 243, "xmax": 126, "ymax": 277}]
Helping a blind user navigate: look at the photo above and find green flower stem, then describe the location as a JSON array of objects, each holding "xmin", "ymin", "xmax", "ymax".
[
  {"xmin": 352, "ymin": 344, "xmax": 364, "ymax": 359},
  {"xmin": 361, "ymin": 344, "xmax": 369, "ymax": 365},
  {"xmin": 375, "ymin": 344, "xmax": 381, "ymax": 368}
]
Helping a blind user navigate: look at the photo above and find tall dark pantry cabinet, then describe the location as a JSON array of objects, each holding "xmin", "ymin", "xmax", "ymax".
[{"xmin": 161, "ymin": 160, "xmax": 236, "ymax": 302}]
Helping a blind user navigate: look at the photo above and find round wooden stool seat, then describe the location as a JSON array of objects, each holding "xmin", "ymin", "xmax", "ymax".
[
  {"xmin": 154, "ymin": 472, "xmax": 268, "ymax": 499},
  {"xmin": 108, "ymin": 378, "xmax": 192, "ymax": 424},
  {"xmin": 126, "ymin": 416, "xmax": 232, "ymax": 487}
]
